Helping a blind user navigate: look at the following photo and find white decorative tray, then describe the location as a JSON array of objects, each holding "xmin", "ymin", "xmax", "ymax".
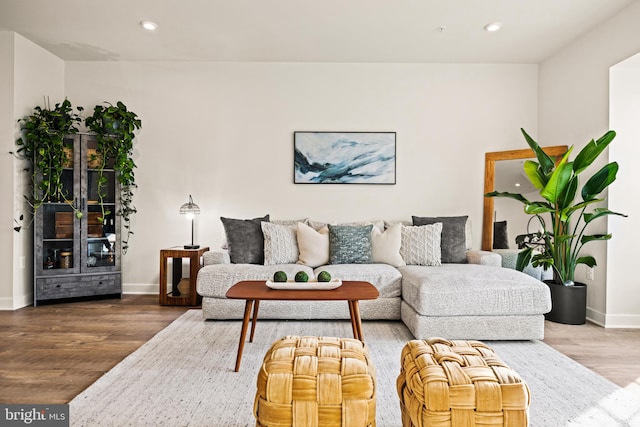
[{"xmin": 265, "ymin": 279, "xmax": 342, "ymax": 290}]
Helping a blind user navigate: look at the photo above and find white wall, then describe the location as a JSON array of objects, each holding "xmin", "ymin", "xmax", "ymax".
[
  {"xmin": 0, "ymin": 32, "xmax": 16, "ymax": 309},
  {"xmin": 538, "ymin": 1, "xmax": 640, "ymax": 326},
  {"xmin": 0, "ymin": 32, "xmax": 64, "ymax": 309},
  {"xmin": 64, "ymin": 61, "xmax": 538, "ymax": 292},
  {"xmin": 609, "ymin": 58, "xmax": 640, "ymax": 327}
]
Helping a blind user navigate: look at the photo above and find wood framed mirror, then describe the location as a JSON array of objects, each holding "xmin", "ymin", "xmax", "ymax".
[{"xmin": 482, "ymin": 145, "xmax": 568, "ymax": 251}]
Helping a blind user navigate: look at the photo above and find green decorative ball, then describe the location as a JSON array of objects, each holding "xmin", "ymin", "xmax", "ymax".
[
  {"xmin": 317, "ymin": 271, "xmax": 332, "ymax": 282},
  {"xmin": 294, "ymin": 271, "xmax": 309, "ymax": 282},
  {"xmin": 273, "ymin": 271, "xmax": 288, "ymax": 282}
]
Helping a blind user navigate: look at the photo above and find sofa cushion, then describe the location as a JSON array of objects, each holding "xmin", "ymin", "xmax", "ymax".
[
  {"xmin": 313, "ymin": 264, "xmax": 401, "ymax": 298},
  {"xmin": 221, "ymin": 214, "xmax": 270, "ymax": 264},
  {"xmin": 398, "ymin": 264, "xmax": 551, "ymax": 317},
  {"xmin": 296, "ymin": 222, "xmax": 330, "ymax": 268},
  {"xmin": 400, "ymin": 224, "xmax": 442, "ymax": 266},
  {"xmin": 262, "ymin": 222, "xmax": 299, "ymax": 265},
  {"xmin": 371, "ymin": 223, "xmax": 405, "ymax": 267},
  {"xmin": 196, "ymin": 263, "xmax": 315, "ymax": 298},
  {"xmin": 412, "ymin": 215, "xmax": 468, "ymax": 264},
  {"xmin": 328, "ymin": 224, "xmax": 373, "ymax": 264}
]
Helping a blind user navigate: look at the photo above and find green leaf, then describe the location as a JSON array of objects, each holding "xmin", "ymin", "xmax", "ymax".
[
  {"xmin": 521, "ymin": 128, "xmax": 555, "ymax": 174},
  {"xmin": 582, "ymin": 162, "xmax": 618, "ymax": 202},
  {"xmin": 576, "ymin": 256, "xmax": 597, "ymax": 268},
  {"xmin": 541, "ymin": 159, "xmax": 573, "ymax": 203},
  {"xmin": 584, "ymin": 208, "xmax": 627, "ymax": 224},
  {"xmin": 581, "ymin": 234, "xmax": 611, "ymax": 244},
  {"xmin": 558, "ymin": 176, "xmax": 578, "ymax": 211},
  {"xmin": 524, "ymin": 202, "xmax": 554, "ymax": 215},
  {"xmin": 573, "ymin": 131, "xmax": 616, "ymax": 174},
  {"xmin": 516, "ymin": 248, "xmax": 533, "ymax": 272},
  {"xmin": 523, "ymin": 160, "xmax": 546, "ymax": 189},
  {"xmin": 485, "ymin": 191, "xmax": 530, "ymax": 205}
]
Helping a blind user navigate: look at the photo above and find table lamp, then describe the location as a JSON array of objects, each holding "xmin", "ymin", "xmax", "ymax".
[{"xmin": 179, "ymin": 195, "xmax": 200, "ymax": 249}]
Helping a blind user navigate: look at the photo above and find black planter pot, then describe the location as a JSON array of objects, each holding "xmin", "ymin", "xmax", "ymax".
[{"xmin": 544, "ymin": 280, "xmax": 587, "ymax": 325}]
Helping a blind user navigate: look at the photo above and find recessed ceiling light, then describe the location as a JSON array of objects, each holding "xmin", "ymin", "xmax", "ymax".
[
  {"xmin": 515, "ymin": 183, "xmax": 521, "ymax": 187},
  {"xmin": 140, "ymin": 20, "xmax": 158, "ymax": 31},
  {"xmin": 484, "ymin": 22, "xmax": 502, "ymax": 32}
]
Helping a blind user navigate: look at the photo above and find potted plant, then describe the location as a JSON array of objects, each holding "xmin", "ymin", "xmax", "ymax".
[
  {"xmin": 486, "ymin": 128, "xmax": 626, "ymax": 324},
  {"xmin": 85, "ymin": 101, "xmax": 142, "ymax": 253},
  {"xmin": 12, "ymin": 99, "xmax": 84, "ymax": 231}
]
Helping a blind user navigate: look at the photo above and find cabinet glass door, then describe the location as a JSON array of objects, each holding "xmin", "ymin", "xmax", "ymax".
[
  {"xmin": 36, "ymin": 137, "xmax": 79, "ymax": 276},
  {"xmin": 82, "ymin": 136, "xmax": 119, "ymax": 272}
]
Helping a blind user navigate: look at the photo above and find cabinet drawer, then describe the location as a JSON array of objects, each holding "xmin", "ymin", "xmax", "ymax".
[{"xmin": 37, "ymin": 274, "xmax": 121, "ymax": 301}]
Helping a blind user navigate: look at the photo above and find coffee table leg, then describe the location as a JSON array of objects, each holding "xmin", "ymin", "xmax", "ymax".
[
  {"xmin": 249, "ymin": 300, "xmax": 260, "ymax": 342},
  {"xmin": 351, "ymin": 300, "xmax": 364, "ymax": 341},
  {"xmin": 234, "ymin": 299, "xmax": 254, "ymax": 372},
  {"xmin": 348, "ymin": 301, "xmax": 358, "ymax": 339}
]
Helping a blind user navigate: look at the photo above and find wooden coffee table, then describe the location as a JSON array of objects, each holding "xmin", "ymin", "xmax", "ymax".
[{"xmin": 225, "ymin": 280, "xmax": 379, "ymax": 372}]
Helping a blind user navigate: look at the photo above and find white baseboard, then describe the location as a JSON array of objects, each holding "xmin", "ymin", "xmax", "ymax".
[
  {"xmin": 586, "ymin": 306, "xmax": 640, "ymax": 328},
  {"xmin": 603, "ymin": 314, "xmax": 640, "ymax": 328},
  {"xmin": 0, "ymin": 297, "xmax": 14, "ymax": 310},
  {"xmin": 0, "ymin": 293, "xmax": 33, "ymax": 310},
  {"xmin": 586, "ymin": 307, "xmax": 606, "ymax": 326},
  {"xmin": 123, "ymin": 283, "xmax": 159, "ymax": 295}
]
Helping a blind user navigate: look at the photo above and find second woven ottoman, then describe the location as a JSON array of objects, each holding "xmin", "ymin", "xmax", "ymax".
[
  {"xmin": 254, "ymin": 336, "xmax": 376, "ymax": 427},
  {"xmin": 397, "ymin": 337, "xmax": 530, "ymax": 427}
]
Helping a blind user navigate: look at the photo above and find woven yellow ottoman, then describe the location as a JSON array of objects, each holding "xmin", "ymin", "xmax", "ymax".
[
  {"xmin": 396, "ymin": 338, "xmax": 530, "ymax": 427},
  {"xmin": 254, "ymin": 336, "xmax": 376, "ymax": 427}
]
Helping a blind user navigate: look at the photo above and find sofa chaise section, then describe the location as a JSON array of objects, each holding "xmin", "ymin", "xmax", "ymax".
[{"xmin": 399, "ymin": 264, "xmax": 551, "ymax": 340}]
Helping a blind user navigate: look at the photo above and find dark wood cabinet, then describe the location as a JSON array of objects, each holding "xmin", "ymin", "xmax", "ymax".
[{"xmin": 34, "ymin": 133, "xmax": 122, "ymax": 305}]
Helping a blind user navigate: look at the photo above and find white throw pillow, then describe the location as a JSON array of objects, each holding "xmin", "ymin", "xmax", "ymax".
[
  {"xmin": 400, "ymin": 223, "xmax": 443, "ymax": 266},
  {"xmin": 371, "ymin": 223, "xmax": 405, "ymax": 267},
  {"xmin": 296, "ymin": 222, "xmax": 330, "ymax": 268},
  {"xmin": 261, "ymin": 222, "xmax": 299, "ymax": 265}
]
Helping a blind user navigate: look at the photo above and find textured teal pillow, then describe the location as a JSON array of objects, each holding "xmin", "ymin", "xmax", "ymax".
[{"xmin": 328, "ymin": 224, "xmax": 373, "ymax": 264}]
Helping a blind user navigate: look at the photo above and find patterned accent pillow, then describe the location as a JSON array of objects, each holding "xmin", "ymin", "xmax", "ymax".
[
  {"xmin": 296, "ymin": 222, "xmax": 330, "ymax": 268},
  {"xmin": 220, "ymin": 215, "xmax": 270, "ymax": 264},
  {"xmin": 400, "ymin": 223, "xmax": 443, "ymax": 266},
  {"xmin": 328, "ymin": 225, "xmax": 373, "ymax": 264},
  {"xmin": 412, "ymin": 215, "xmax": 468, "ymax": 263},
  {"xmin": 371, "ymin": 222, "xmax": 405, "ymax": 267},
  {"xmin": 261, "ymin": 222, "xmax": 299, "ymax": 265}
]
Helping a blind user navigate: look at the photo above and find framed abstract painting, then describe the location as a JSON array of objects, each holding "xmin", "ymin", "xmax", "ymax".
[{"xmin": 293, "ymin": 131, "xmax": 396, "ymax": 184}]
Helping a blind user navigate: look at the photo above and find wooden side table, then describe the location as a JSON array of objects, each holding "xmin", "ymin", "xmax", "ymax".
[{"xmin": 159, "ymin": 246, "xmax": 209, "ymax": 306}]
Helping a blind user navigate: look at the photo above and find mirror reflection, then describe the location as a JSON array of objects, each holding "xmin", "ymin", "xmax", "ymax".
[
  {"xmin": 482, "ymin": 146, "xmax": 568, "ymax": 251},
  {"xmin": 492, "ymin": 159, "xmax": 544, "ymax": 249}
]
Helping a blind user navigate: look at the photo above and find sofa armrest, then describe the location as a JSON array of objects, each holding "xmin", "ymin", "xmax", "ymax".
[
  {"xmin": 203, "ymin": 249, "xmax": 231, "ymax": 266},
  {"xmin": 466, "ymin": 250, "xmax": 501, "ymax": 267}
]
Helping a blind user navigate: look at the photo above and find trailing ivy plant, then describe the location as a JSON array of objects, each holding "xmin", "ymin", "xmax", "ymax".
[
  {"xmin": 85, "ymin": 101, "xmax": 142, "ymax": 253},
  {"xmin": 12, "ymin": 99, "xmax": 84, "ymax": 231}
]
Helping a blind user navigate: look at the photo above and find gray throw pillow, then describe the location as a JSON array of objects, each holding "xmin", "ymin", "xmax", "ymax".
[
  {"xmin": 493, "ymin": 220, "xmax": 510, "ymax": 249},
  {"xmin": 221, "ymin": 215, "xmax": 270, "ymax": 264},
  {"xmin": 328, "ymin": 224, "xmax": 373, "ymax": 264},
  {"xmin": 412, "ymin": 215, "xmax": 468, "ymax": 263}
]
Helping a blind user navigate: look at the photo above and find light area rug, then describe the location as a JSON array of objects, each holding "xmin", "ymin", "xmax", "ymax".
[{"xmin": 70, "ymin": 310, "xmax": 640, "ymax": 426}]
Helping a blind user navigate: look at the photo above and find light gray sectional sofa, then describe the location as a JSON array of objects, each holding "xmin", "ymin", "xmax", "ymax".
[{"xmin": 196, "ymin": 216, "xmax": 551, "ymax": 340}]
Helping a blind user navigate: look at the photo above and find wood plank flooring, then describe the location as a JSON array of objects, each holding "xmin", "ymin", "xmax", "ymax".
[
  {"xmin": 0, "ymin": 295, "xmax": 188, "ymax": 404},
  {"xmin": 1, "ymin": 294, "xmax": 639, "ymax": 404}
]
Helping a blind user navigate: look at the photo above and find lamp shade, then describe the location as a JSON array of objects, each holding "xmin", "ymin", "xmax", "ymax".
[
  {"xmin": 179, "ymin": 195, "xmax": 200, "ymax": 249},
  {"xmin": 179, "ymin": 195, "xmax": 200, "ymax": 217}
]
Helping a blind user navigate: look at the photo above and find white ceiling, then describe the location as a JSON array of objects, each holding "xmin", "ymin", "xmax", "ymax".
[{"xmin": 0, "ymin": 0, "xmax": 634, "ymax": 63}]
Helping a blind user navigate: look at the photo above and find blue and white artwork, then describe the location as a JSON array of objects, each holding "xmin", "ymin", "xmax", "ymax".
[{"xmin": 294, "ymin": 132, "xmax": 396, "ymax": 184}]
